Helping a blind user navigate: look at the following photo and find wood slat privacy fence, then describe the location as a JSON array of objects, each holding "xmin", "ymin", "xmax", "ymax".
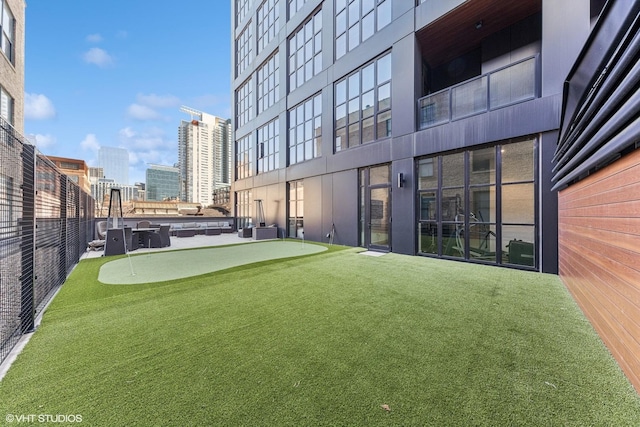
[{"xmin": 559, "ymin": 148, "xmax": 640, "ymax": 391}]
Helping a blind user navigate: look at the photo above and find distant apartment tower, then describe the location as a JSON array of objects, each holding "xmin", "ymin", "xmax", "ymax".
[
  {"xmin": 178, "ymin": 106, "xmax": 231, "ymax": 206},
  {"xmin": 92, "ymin": 179, "xmax": 140, "ymax": 213},
  {"xmin": 46, "ymin": 155, "xmax": 91, "ymax": 194},
  {"xmin": 0, "ymin": 0, "xmax": 25, "ymax": 133},
  {"xmin": 98, "ymin": 146, "xmax": 129, "ymax": 185},
  {"xmin": 146, "ymin": 164, "xmax": 179, "ymax": 201}
]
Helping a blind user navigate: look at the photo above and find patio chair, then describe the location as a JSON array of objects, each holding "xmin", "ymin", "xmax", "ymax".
[
  {"xmin": 124, "ymin": 227, "xmax": 138, "ymax": 251},
  {"xmin": 151, "ymin": 225, "xmax": 171, "ymax": 247},
  {"xmin": 137, "ymin": 220, "xmax": 151, "ymax": 229},
  {"xmin": 158, "ymin": 225, "xmax": 171, "ymax": 247},
  {"xmin": 88, "ymin": 221, "xmax": 108, "ymax": 251},
  {"xmin": 96, "ymin": 220, "xmax": 107, "ymax": 239}
]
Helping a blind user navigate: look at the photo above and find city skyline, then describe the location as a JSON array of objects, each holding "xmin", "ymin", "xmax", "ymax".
[{"xmin": 23, "ymin": 1, "xmax": 232, "ymax": 185}]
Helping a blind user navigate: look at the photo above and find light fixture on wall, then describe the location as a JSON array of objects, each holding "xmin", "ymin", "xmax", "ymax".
[
  {"xmin": 475, "ymin": 20, "xmax": 484, "ymax": 30},
  {"xmin": 397, "ymin": 173, "xmax": 405, "ymax": 188}
]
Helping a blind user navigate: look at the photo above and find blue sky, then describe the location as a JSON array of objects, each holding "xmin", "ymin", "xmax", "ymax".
[{"xmin": 24, "ymin": 1, "xmax": 232, "ymax": 185}]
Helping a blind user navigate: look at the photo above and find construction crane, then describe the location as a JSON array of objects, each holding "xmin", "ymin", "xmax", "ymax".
[{"xmin": 180, "ymin": 106, "xmax": 203, "ymax": 121}]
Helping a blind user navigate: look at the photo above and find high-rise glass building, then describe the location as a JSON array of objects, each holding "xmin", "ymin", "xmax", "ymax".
[
  {"xmin": 97, "ymin": 146, "xmax": 129, "ymax": 185},
  {"xmin": 146, "ymin": 164, "xmax": 180, "ymax": 201},
  {"xmin": 178, "ymin": 107, "xmax": 231, "ymax": 206}
]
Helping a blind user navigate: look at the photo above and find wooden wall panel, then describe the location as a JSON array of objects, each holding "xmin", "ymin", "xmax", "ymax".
[{"xmin": 559, "ymin": 149, "xmax": 640, "ymax": 392}]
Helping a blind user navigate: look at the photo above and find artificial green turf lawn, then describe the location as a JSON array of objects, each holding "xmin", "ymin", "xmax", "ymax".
[{"xmin": 1, "ymin": 243, "xmax": 639, "ymax": 426}]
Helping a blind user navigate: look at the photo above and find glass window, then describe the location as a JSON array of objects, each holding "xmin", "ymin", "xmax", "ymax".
[
  {"xmin": 362, "ymin": 11, "xmax": 374, "ymax": 41},
  {"xmin": 236, "ymin": 190, "xmax": 253, "ymax": 229},
  {"xmin": 502, "ymin": 183, "xmax": 534, "ymax": 224},
  {"xmin": 377, "ymin": 0, "xmax": 391, "ymax": 30},
  {"xmin": 0, "ymin": 0, "xmax": 14, "ymax": 63},
  {"xmin": 0, "ymin": 86, "xmax": 14, "ymax": 125},
  {"xmin": 235, "ymin": 22, "xmax": 253, "ymax": 77},
  {"xmin": 257, "ymin": 0, "xmax": 280, "ymax": 54},
  {"xmin": 503, "ymin": 226, "xmax": 535, "ymax": 267},
  {"xmin": 377, "ymin": 53, "xmax": 392, "ymax": 82},
  {"xmin": 418, "ymin": 158, "xmax": 438, "ymax": 189},
  {"xmin": 442, "ymin": 152, "xmax": 464, "ymax": 187},
  {"xmin": 236, "ymin": 0, "xmax": 253, "ymax": 26},
  {"xmin": 288, "ymin": 180, "xmax": 304, "ymax": 238},
  {"xmin": 257, "ymin": 118, "xmax": 280, "ymax": 173},
  {"xmin": 334, "ymin": 52, "xmax": 392, "ymax": 152},
  {"xmin": 257, "ymin": 51, "xmax": 280, "ymax": 114},
  {"xmin": 235, "ymin": 133, "xmax": 254, "ymax": 180},
  {"xmin": 288, "ymin": 0, "xmax": 307, "ymax": 19},
  {"xmin": 470, "ymin": 147, "xmax": 496, "ymax": 185},
  {"xmin": 289, "ymin": 93, "xmax": 322, "ymax": 164},
  {"xmin": 335, "ymin": 0, "xmax": 392, "ymax": 59},
  {"xmin": 236, "ymin": 77, "xmax": 254, "ymax": 128},
  {"xmin": 416, "ymin": 139, "xmax": 536, "ymax": 268},
  {"xmin": 502, "ymin": 139, "xmax": 534, "ymax": 183},
  {"xmin": 369, "ymin": 164, "xmax": 389, "ymax": 185},
  {"xmin": 362, "ymin": 63, "xmax": 375, "ymax": 91},
  {"xmin": 289, "ymin": 9, "xmax": 322, "ymax": 92}
]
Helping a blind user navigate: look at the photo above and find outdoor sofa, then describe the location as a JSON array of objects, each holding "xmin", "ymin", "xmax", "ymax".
[{"xmin": 169, "ymin": 221, "xmax": 233, "ymax": 237}]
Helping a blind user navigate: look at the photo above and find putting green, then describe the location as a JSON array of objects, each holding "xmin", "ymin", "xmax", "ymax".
[{"xmin": 98, "ymin": 240, "xmax": 327, "ymax": 285}]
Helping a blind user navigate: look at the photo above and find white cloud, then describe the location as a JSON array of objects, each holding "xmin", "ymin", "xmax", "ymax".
[
  {"xmin": 118, "ymin": 126, "xmax": 173, "ymax": 151},
  {"xmin": 118, "ymin": 126, "xmax": 177, "ymax": 182},
  {"xmin": 83, "ymin": 47, "xmax": 114, "ymax": 67},
  {"xmin": 136, "ymin": 93, "xmax": 181, "ymax": 109},
  {"xmin": 34, "ymin": 134, "xmax": 56, "ymax": 150},
  {"xmin": 128, "ymin": 151, "xmax": 139, "ymax": 165},
  {"xmin": 86, "ymin": 33, "xmax": 103, "ymax": 43},
  {"xmin": 116, "ymin": 30, "xmax": 128, "ymax": 39},
  {"xmin": 80, "ymin": 134, "xmax": 101, "ymax": 153},
  {"xmin": 24, "ymin": 93, "xmax": 56, "ymax": 120},
  {"xmin": 119, "ymin": 127, "xmax": 136, "ymax": 139},
  {"xmin": 126, "ymin": 103, "xmax": 163, "ymax": 121}
]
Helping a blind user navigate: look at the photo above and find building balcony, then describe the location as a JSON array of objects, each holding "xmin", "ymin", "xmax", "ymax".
[{"xmin": 417, "ymin": 55, "xmax": 539, "ymax": 130}]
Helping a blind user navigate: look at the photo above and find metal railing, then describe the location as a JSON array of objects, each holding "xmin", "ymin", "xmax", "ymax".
[
  {"xmin": 0, "ymin": 117, "xmax": 94, "ymax": 366},
  {"xmin": 418, "ymin": 55, "xmax": 539, "ymax": 130}
]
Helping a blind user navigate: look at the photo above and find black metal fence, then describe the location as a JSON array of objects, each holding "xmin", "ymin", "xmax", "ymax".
[{"xmin": 0, "ymin": 117, "xmax": 94, "ymax": 365}]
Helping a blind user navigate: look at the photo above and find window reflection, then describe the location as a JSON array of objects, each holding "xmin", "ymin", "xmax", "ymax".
[
  {"xmin": 417, "ymin": 138, "xmax": 536, "ymax": 268},
  {"xmin": 289, "ymin": 9, "xmax": 322, "ymax": 92},
  {"xmin": 288, "ymin": 181, "xmax": 304, "ymax": 238},
  {"xmin": 289, "ymin": 93, "xmax": 322, "ymax": 164},
  {"xmin": 335, "ymin": 0, "xmax": 393, "ymax": 59},
  {"xmin": 502, "ymin": 140, "xmax": 534, "ymax": 182},
  {"xmin": 335, "ymin": 53, "xmax": 392, "ymax": 151}
]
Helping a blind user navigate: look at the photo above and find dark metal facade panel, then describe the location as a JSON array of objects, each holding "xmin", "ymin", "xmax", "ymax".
[
  {"xmin": 331, "ymin": 170, "xmax": 359, "ymax": 247},
  {"xmin": 553, "ymin": 0, "xmax": 640, "ymax": 189},
  {"xmin": 303, "ymin": 175, "xmax": 323, "ymax": 243},
  {"xmin": 390, "ymin": 157, "xmax": 416, "ymax": 255},
  {"xmin": 539, "ymin": 131, "xmax": 559, "ymax": 274}
]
